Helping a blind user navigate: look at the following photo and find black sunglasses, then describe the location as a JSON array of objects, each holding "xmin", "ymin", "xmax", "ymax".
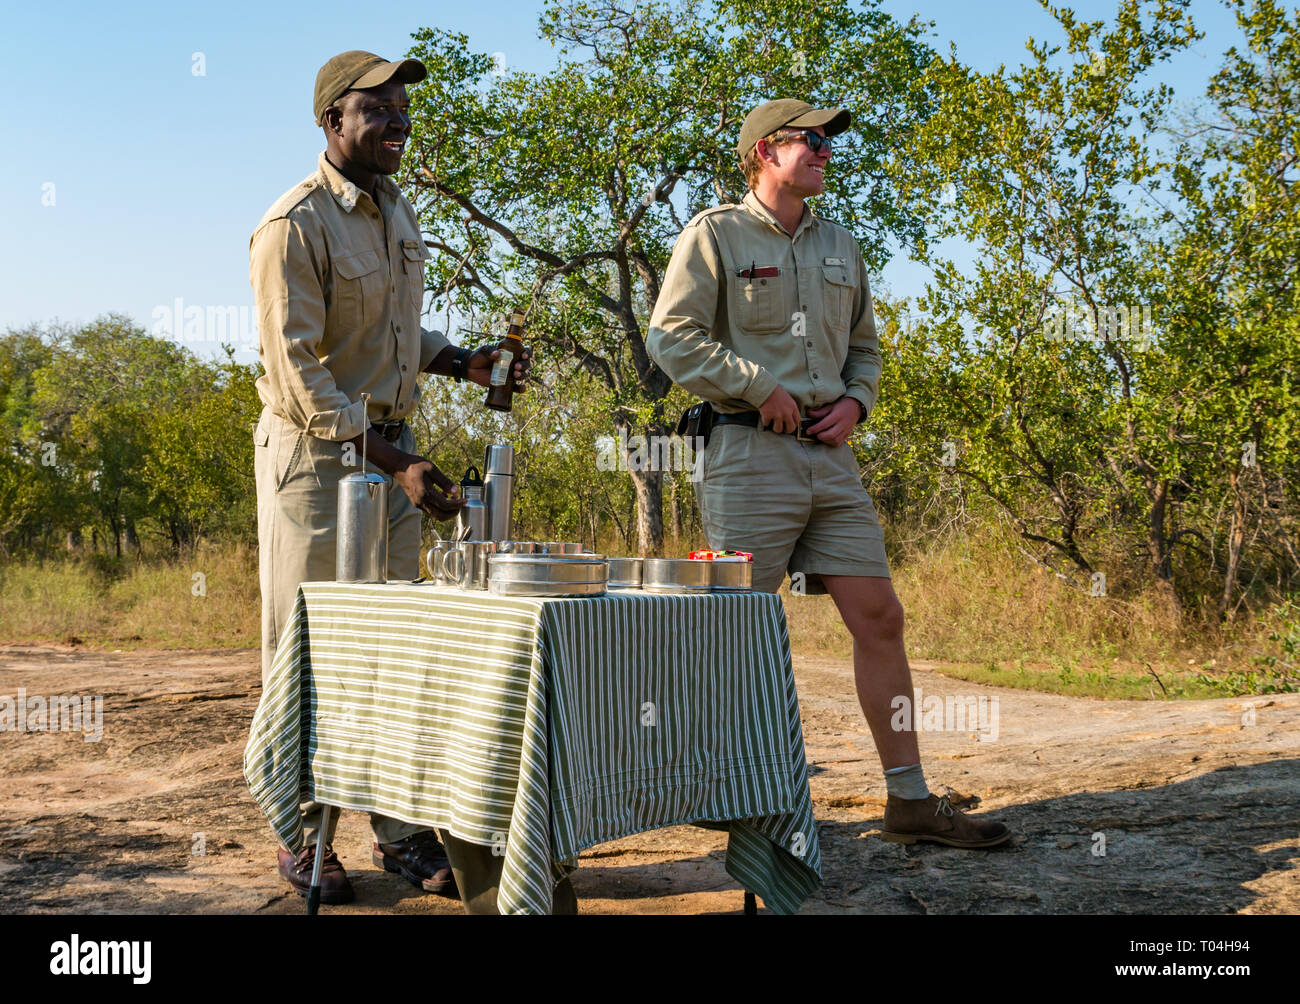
[{"xmin": 769, "ymin": 128, "xmax": 833, "ymax": 154}]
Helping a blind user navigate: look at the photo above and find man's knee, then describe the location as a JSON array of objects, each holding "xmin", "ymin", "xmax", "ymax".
[{"xmin": 845, "ymin": 592, "xmax": 905, "ymax": 643}]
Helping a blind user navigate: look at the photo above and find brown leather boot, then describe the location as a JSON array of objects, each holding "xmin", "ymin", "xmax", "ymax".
[
  {"xmin": 373, "ymin": 829, "xmax": 457, "ymax": 895},
  {"xmin": 881, "ymin": 793, "xmax": 1012, "ymax": 849},
  {"xmin": 276, "ymin": 843, "xmax": 355, "ymax": 903}
]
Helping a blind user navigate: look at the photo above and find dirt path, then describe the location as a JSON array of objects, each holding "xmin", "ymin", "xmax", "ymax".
[{"xmin": 0, "ymin": 645, "xmax": 1296, "ymax": 914}]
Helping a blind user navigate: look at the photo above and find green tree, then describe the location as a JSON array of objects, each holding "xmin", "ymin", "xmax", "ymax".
[
  {"xmin": 1150, "ymin": 0, "xmax": 1300, "ymax": 617},
  {"xmin": 402, "ymin": 0, "xmax": 937, "ymax": 550},
  {"xmin": 881, "ymin": 0, "xmax": 1202, "ymax": 608}
]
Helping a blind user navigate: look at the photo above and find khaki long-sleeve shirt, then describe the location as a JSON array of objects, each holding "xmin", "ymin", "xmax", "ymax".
[
  {"xmin": 249, "ymin": 152, "xmax": 449, "ymax": 441},
  {"xmin": 647, "ymin": 191, "xmax": 880, "ymax": 421}
]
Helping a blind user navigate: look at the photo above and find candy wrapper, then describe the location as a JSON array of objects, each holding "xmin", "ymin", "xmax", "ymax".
[{"xmin": 688, "ymin": 549, "xmax": 753, "ymax": 562}]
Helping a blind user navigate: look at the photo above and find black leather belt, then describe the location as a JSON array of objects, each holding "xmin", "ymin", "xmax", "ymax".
[
  {"xmin": 370, "ymin": 420, "xmax": 407, "ymax": 443},
  {"xmin": 713, "ymin": 411, "xmax": 824, "ymax": 444}
]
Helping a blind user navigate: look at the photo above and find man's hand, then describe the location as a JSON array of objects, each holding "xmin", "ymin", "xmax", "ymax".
[
  {"xmin": 758, "ymin": 385, "xmax": 801, "ymax": 435},
  {"xmin": 391, "ymin": 455, "xmax": 465, "ymax": 521},
  {"xmin": 466, "ymin": 346, "xmax": 532, "ymax": 392},
  {"xmin": 804, "ymin": 397, "xmax": 861, "ymax": 447}
]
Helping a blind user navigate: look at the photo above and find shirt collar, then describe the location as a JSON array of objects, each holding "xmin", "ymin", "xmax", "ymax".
[
  {"xmin": 316, "ymin": 151, "xmax": 397, "ymax": 214},
  {"xmin": 741, "ymin": 190, "xmax": 818, "ymax": 240}
]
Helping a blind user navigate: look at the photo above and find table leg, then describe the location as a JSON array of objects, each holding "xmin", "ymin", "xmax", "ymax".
[
  {"xmin": 307, "ymin": 804, "xmax": 332, "ymax": 916},
  {"xmin": 441, "ymin": 831, "xmax": 577, "ymax": 915},
  {"xmin": 744, "ymin": 891, "xmax": 756, "ymax": 916}
]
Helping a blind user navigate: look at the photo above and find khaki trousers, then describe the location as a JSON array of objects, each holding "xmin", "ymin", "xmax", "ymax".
[{"xmin": 254, "ymin": 406, "xmax": 423, "ymax": 847}]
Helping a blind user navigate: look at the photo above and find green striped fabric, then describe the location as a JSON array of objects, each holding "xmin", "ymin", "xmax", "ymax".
[{"xmin": 243, "ymin": 582, "xmax": 822, "ymax": 914}]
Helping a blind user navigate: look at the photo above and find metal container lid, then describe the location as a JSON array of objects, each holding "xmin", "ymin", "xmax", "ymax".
[
  {"xmin": 484, "ymin": 444, "xmax": 514, "ymax": 477},
  {"xmin": 340, "ymin": 471, "xmax": 388, "ymax": 486}
]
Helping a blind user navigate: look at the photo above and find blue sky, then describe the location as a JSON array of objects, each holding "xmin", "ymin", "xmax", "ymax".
[{"xmin": 1, "ymin": 0, "xmax": 1240, "ymax": 360}]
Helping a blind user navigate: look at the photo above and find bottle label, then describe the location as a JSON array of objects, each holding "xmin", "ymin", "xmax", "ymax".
[{"xmin": 490, "ymin": 350, "xmax": 514, "ymax": 387}]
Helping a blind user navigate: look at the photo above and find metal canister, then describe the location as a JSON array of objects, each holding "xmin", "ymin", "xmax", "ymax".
[
  {"xmin": 608, "ymin": 557, "xmax": 644, "ymax": 589},
  {"xmin": 336, "ymin": 471, "xmax": 389, "ymax": 582},
  {"xmin": 641, "ymin": 558, "xmax": 712, "ymax": 594},
  {"xmin": 483, "ymin": 444, "xmax": 515, "ymax": 543}
]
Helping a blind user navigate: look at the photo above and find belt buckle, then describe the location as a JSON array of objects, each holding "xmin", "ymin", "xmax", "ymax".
[{"xmin": 795, "ymin": 420, "xmax": 817, "ymax": 443}]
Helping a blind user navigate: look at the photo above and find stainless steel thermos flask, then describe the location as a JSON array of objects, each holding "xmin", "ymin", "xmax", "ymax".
[{"xmin": 483, "ymin": 444, "xmax": 514, "ymax": 544}]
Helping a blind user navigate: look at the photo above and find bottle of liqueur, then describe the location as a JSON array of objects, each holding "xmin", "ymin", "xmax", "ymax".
[{"xmin": 484, "ymin": 309, "xmax": 526, "ymax": 412}]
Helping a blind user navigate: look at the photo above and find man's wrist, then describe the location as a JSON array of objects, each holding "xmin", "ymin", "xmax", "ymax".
[{"xmin": 450, "ymin": 346, "xmax": 473, "ymax": 382}]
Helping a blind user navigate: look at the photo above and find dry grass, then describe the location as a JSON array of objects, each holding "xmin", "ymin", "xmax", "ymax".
[
  {"xmin": 0, "ymin": 543, "xmax": 260, "ymax": 649},
  {"xmin": 780, "ymin": 527, "xmax": 1294, "ymax": 697},
  {"xmin": 0, "ymin": 531, "xmax": 1292, "ymax": 698}
]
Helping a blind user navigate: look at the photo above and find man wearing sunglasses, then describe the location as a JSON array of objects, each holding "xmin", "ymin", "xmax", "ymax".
[
  {"xmin": 648, "ymin": 99, "xmax": 1011, "ymax": 850},
  {"xmin": 248, "ymin": 50, "xmax": 532, "ymax": 906}
]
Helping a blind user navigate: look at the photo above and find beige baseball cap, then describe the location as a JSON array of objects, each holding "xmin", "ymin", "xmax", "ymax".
[
  {"xmin": 314, "ymin": 50, "xmax": 427, "ymax": 125},
  {"xmin": 736, "ymin": 99, "xmax": 851, "ymax": 157}
]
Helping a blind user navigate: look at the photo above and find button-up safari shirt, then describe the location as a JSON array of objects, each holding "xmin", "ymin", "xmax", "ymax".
[
  {"xmin": 647, "ymin": 191, "xmax": 880, "ymax": 420},
  {"xmin": 249, "ymin": 152, "xmax": 449, "ymax": 441}
]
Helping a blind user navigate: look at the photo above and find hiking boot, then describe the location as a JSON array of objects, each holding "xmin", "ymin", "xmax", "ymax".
[
  {"xmin": 277, "ymin": 843, "xmax": 355, "ymax": 903},
  {"xmin": 881, "ymin": 793, "xmax": 1012, "ymax": 849},
  {"xmin": 373, "ymin": 829, "xmax": 457, "ymax": 895}
]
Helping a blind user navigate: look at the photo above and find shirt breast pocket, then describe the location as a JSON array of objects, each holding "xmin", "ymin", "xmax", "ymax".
[
  {"xmin": 330, "ymin": 249, "xmax": 384, "ymax": 330},
  {"xmin": 400, "ymin": 240, "xmax": 431, "ymax": 315},
  {"xmin": 822, "ymin": 265, "xmax": 855, "ymax": 334},
  {"xmin": 734, "ymin": 275, "xmax": 788, "ymax": 334}
]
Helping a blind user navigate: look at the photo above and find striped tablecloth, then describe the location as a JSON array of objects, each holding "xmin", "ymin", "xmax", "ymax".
[{"xmin": 243, "ymin": 582, "xmax": 821, "ymax": 914}]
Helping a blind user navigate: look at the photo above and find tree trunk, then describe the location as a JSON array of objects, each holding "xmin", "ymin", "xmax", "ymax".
[
  {"xmin": 1218, "ymin": 470, "xmax": 1246, "ymax": 621},
  {"xmin": 1148, "ymin": 481, "xmax": 1180, "ymax": 621},
  {"xmin": 630, "ymin": 467, "xmax": 665, "ymax": 554},
  {"xmin": 669, "ymin": 477, "xmax": 682, "ymax": 544}
]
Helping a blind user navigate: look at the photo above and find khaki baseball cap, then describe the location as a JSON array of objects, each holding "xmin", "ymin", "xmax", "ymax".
[
  {"xmin": 736, "ymin": 99, "xmax": 851, "ymax": 157},
  {"xmin": 313, "ymin": 50, "xmax": 428, "ymax": 125}
]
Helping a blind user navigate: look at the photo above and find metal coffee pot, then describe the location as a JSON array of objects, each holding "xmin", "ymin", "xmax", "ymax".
[{"xmin": 336, "ymin": 393, "xmax": 389, "ymax": 583}]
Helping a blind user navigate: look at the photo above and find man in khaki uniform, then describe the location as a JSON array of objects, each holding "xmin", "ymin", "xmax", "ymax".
[
  {"xmin": 250, "ymin": 50, "xmax": 530, "ymax": 904},
  {"xmin": 648, "ymin": 99, "xmax": 1011, "ymax": 849}
]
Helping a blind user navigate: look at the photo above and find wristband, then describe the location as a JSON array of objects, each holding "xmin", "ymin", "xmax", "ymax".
[{"xmin": 451, "ymin": 346, "xmax": 472, "ymax": 382}]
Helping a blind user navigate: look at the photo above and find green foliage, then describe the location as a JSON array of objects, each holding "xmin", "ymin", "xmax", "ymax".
[
  {"xmin": 0, "ymin": 317, "xmax": 262, "ymax": 558},
  {"xmin": 869, "ymin": 0, "xmax": 1300, "ymax": 616}
]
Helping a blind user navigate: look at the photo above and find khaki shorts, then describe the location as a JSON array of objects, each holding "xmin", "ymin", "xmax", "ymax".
[{"xmin": 698, "ymin": 423, "xmax": 890, "ymax": 594}]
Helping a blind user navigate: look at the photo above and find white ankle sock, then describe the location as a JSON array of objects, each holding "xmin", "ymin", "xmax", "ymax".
[{"xmin": 883, "ymin": 762, "xmax": 930, "ymax": 800}]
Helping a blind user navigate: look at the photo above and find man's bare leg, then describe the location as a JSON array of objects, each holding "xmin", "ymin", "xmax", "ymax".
[
  {"xmin": 819, "ymin": 573, "xmax": 1012, "ymax": 848},
  {"xmin": 819, "ymin": 574, "xmax": 917, "ymax": 769}
]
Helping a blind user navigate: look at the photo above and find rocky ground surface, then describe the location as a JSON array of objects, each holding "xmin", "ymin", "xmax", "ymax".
[{"xmin": 0, "ymin": 645, "xmax": 1296, "ymax": 915}]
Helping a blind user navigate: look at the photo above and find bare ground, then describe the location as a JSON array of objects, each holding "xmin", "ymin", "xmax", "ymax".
[{"xmin": 0, "ymin": 644, "xmax": 1296, "ymax": 915}]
